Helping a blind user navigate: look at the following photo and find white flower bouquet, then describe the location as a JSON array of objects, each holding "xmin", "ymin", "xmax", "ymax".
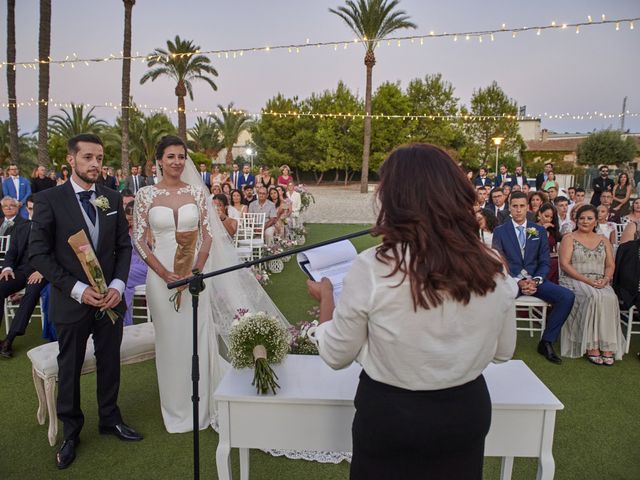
[{"xmin": 228, "ymin": 310, "xmax": 290, "ymax": 394}]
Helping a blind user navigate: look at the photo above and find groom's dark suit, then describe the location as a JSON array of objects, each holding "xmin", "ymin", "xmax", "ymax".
[
  {"xmin": 29, "ymin": 180, "xmax": 131, "ymax": 440},
  {"xmin": 492, "ymin": 220, "xmax": 574, "ymax": 343}
]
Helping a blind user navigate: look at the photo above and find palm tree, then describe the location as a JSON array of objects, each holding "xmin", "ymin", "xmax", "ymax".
[
  {"xmin": 211, "ymin": 103, "xmax": 251, "ymax": 166},
  {"xmin": 131, "ymin": 113, "xmax": 176, "ymax": 173},
  {"xmin": 330, "ymin": 0, "xmax": 415, "ymax": 192},
  {"xmin": 48, "ymin": 104, "xmax": 108, "ymax": 138},
  {"xmin": 6, "ymin": 0, "xmax": 19, "ymax": 164},
  {"xmin": 140, "ymin": 36, "xmax": 218, "ymax": 142},
  {"xmin": 188, "ymin": 116, "xmax": 223, "ymax": 158},
  {"xmin": 120, "ymin": 0, "xmax": 136, "ymax": 175},
  {"xmin": 37, "ymin": 0, "xmax": 51, "ymax": 166}
]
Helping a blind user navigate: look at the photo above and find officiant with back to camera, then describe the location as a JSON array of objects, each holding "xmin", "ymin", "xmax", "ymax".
[{"xmin": 307, "ymin": 143, "xmax": 517, "ymax": 480}]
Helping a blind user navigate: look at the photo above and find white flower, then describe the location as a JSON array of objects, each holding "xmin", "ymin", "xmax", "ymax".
[
  {"xmin": 526, "ymin": 227, "xmax": 538, "ymax": 237},
  {"xmin": 92, "ymin": 195, "xmax": 110, "ymax": 212}
]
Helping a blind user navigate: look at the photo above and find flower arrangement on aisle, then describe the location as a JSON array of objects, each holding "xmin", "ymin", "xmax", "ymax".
[
  {"xmin": 288, "ymin": 320, "xmax": 319, "ymax": 355},
  {"xmin": 251, "ymin": 266, "xmax": 271, "ymax": 286},
  {"xmin": 228, "ymin": 310, "xmax": 291, "ymax": 394},
  {"xmin": 295, "ymin": 184, "xmax": 315, "ymax": 214}
]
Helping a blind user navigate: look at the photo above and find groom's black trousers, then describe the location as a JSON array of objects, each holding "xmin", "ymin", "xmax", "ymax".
[{"xmin": 56, "ymin": 311, "xmax": 123, "ymax": 440}]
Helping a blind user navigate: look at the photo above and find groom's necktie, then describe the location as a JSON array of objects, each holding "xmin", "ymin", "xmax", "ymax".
[
  {"xmin": 78, "ymin": 191, "xmax": 96, "ymax": 225},
  {"xmin": 517, "ymin": 225, "xmax": 526, "ymax": 250}
]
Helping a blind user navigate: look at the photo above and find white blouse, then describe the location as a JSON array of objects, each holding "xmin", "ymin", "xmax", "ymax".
[{"xmin": 315, "ymin": 247, "xmax": 518, "ymax": 391}]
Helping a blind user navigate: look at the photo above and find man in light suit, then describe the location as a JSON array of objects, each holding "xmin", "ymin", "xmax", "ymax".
[
  {"xmin": 198, "ymin": 162, "xmax": 211, "ymax": 189},
  {"xmin": 2, "ymin": 164, "xmax": 31, "ymax": 218},
  {"xmin": 228, "ymin": 163, "xmax": 240, "ymax": 190},
  {"xmin": 123, "ymin": 166, "xmax": 145, "ymax": 195},
  {"xmin": 492, "ymin": 192, "xmax": 574, "ymax": 364}
]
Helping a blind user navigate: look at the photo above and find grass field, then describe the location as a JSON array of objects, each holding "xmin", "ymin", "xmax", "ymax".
[{"xmin": 1, "ymin": 224, "xmax": 638, "ymax": 479}]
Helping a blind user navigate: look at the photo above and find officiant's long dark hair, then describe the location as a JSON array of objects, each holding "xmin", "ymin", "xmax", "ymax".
[{"xmin": 374, "ymin": 143, "xmax": 504, "ymax": 310}]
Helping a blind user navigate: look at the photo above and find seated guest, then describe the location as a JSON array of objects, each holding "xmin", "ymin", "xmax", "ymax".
[
  {"xmin": 476, "ymin": 186, "xmax": 489, "ymax": 209},
  {"xmin": 488, "ymin": 187, "xmax": 508, "ymax": 217},
  {"xmin": 0, "ymin": 200, "xmax": 49, "ymax": 357},
  {"xmin": 619, "ymin": 198, "xmax": 640, "ymax": 244},
  {"xmin": 241, "ymin": 185, "xmax": 256, "ymax": 206},
  {"xmin": 535, "ymin": 203, "xmax": 561, "ymax": 284},
  {"xmin": 122, "ymin": 201, "xmax": 148, "ymax": 326},
  {"xmin": 228, "ymin": 189, "xmax": 247, "ymax": 220},
  {"xmin": 248, "ymin": 187, "xmax": 277, "ymax": 244},
  {"xmin": 567, "ymin": 186, "xmax": 576, "ymax": 204},
  {"xmin": 596, "ymin": 205, "xmax": 617, "ymax": 246},
  {"xmin": 0, "ymin": 197, "xmax": 27, "ymax": 261},
  {"xmin": 256, "ymin": 166, "xmax": 275, "ymax": 189},
  {"xmin": 493, "ymin": 191, "xmax": 575, "ymax": 364},
  {"xmin": 120, "ymin": 189, "xmax": 135, "ymax": 210},
  {"xmin": 522, "ymin": 183, "xmax": 531, "ymax": 194},
  {"xmin": 528, "ymin": 191, "xmax": 547, "ymax": 217},
  {"xmin": 559, "ymin": 205, "xmax": 625, "ymax": 365},
  {"xmin": 545, "ymin": 186, "xmax": 558, "ymax": 202},
  {"xmin": 210, "ymin": 183, "xmax": 222, "ymax": 196},
  {"xmin": 212, "ymin": 194, "xmax": 237, "ymax": 237},
  {"xmin": 599, "ymin": 191, "xmax": 621, "ymax": 223},
  {"xmin": 307, "ymin": 143, "xmax": 516, "ymax": 480},
  {"xmin": 613, "ymin": 238, "xmax": 640, "ymax": 313},
  {"xmin": 287, "ymin": 181, "xmax": 302, "ymax": 227},
  {"xmin": 268, "ymin": 187, "xmax": 289, "ymax": 238},
  {"xmin": 503, "ymin": 184, "xmax": 511, "ymax": 198},
  {"xmin": 476, "ymin": 209, "xmax": 496, "ymax": 247},
  {"xmin": 31, "ymin": 165, "xmax": 57, "ymax": 193},
  {"xmin": 473, "ymin": 167, "xmax": 493, "ymax": 188},
  {"xmin": 221, "ymin": 182, "xmax": 232, "ymax": 202},
  {"xmin": 554, "ymin": 196, "xmax": 572, "ymax": 235}
]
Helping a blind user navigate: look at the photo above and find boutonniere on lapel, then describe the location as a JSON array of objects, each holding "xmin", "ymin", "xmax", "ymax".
[
  {"xmin": 91, "ymin": 195, "xmax": 110, "ymax": 212},
  {"xmin": 526, "ymin": 227, "xmax": 539, "ymax": 238}
]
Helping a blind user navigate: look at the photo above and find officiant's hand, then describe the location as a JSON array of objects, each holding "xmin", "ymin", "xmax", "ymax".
[
  {"xmin": 307, "ymin": 278, "xmax": 334, "ymax": 301},
  {"xmin": 101, "ymin": 288, "xmax": 121, "ymax": 311},
  {"xmin": 82, "ymin": 286, "xmax": 105, "ymax": 307}
]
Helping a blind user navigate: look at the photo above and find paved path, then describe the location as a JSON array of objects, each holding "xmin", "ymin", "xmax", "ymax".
[{"xmin": 300, "ymin": 184, "xmax": 378, "ymax": 224}]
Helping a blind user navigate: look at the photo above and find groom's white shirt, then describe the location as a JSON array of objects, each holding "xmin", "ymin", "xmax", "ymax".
[{"xmin": 69, "ymin": 177, "xmax": 125, "ymax": 304}]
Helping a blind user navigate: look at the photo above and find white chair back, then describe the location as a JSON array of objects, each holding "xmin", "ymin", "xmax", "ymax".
[
  {"xmin": 0, "ymin": 235, "xmax": 10, "ymax": 264},
  {"xmin": 234, "ymin": 213, "xmax": 266, "ymax": 260}
]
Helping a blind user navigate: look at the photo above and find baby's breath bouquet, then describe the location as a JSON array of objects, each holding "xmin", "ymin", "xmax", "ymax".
[{"xmin": 228, "ymin": 310, "xmax": 290, "ymax": 394}]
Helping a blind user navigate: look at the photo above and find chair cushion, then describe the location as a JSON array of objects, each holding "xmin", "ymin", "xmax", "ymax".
[
  {"xmin": 515, "ymin": 295, "xmax": 550, "ymax": 306},
  {"xmin": 27, "ymin": 322, "xmax": 156, "ymax": 378}
]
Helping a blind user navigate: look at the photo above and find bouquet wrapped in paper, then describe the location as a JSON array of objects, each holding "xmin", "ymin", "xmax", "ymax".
[
  {"xmin": 228, "ymin": 310, "xmax": 290, "ymax": 394},
  {"xmin": 67, "ymin": 230, "xmax": 119, "ymax": 323},
  {"xmin": 169, "ymin": 230, "xmax": 199, "ymax": 311}
]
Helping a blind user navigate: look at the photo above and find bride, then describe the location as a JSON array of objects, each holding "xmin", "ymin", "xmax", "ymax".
[{"xmin": 133, "ymin": 135, "xmax": 287, "ymax": 433}]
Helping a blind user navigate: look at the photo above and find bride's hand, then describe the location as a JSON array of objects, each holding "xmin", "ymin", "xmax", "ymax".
[{"xmin": 161, "ymin": 270, "xmax": 182, "ymax": 284}]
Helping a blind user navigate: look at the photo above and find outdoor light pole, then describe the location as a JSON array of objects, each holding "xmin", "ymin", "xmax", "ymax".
[
  {"xmin": 492, "ymin": 136, "xmax": 504, "ymax": 179},
  {"xmin": 245, "ymin": 147, "xmax": 254, "ymax": 169}
]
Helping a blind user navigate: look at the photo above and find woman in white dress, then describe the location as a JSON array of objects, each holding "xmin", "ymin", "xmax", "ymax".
[{"xmin": 134, "ymin": 136, "xmax": 287, "ymax": 433}]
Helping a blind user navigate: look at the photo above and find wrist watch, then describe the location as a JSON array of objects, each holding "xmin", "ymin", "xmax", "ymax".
[{"xmin": 533, "ymin": 277, "xmax": 543, "ymax": 286}]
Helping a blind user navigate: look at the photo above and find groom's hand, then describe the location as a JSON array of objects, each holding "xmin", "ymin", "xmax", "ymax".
[
  {"xmin": 82, "ymin": 287, "xmax": 105, "ymax": 307},
  {"xmin": 101, "ymin": 288, "xmax": 121, "ymax": 310}
]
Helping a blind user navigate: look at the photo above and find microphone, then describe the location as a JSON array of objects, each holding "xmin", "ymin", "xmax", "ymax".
[{"xmin": 167, "ymin": 227, "xmax": 373, "ymax": 290}]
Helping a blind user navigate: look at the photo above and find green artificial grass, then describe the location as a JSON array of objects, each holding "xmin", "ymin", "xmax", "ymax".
[{"xmin": 1, "ymin": 223, "xmax": 638, "ymax": 479}]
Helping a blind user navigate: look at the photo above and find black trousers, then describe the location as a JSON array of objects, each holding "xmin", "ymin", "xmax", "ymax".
[
  {"xmin": 0, "ymin": 273, "xmax": 48, "ymax": 341},
  {"xmin": 351, "ymin": 371, "xmax": 491, "ymax": 480},
  {"xmin": 56, "ymin": 311, "xmax": 124, "ymax": 440}
]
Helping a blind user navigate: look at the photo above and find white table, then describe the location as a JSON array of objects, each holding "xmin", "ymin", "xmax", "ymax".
[{"xmin": 215, "ymin": 356, "xmax": 563, "ymax": 480}]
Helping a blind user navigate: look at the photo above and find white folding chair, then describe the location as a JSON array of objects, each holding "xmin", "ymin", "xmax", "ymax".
[
  {"xmin": 132, "ymin": 284, "xmax": 151, "ymax": 323},
  {"xmin": 0, "ymin": 235, "xmax": 11, "ymax": 264},
  {"xmin": 615, "ymin": 223, "xmax": 626, "ymax": 243},
  {"xmin": 235, "ymin": 212, "xmax": 266, "ymax": 261},
  {"xmin": 514, "ymin": 296, "xmax": 550, "ymax": 337},
  {"xmin": 4, "ymin": 290, "xmax": 44, "ymax": 335},
  {"xmin": 620, "ymin": 305, "xmax": 638, "ymax": 354}
]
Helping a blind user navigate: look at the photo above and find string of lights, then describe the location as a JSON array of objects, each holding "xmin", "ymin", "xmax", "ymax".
[
  {"xmin": 2, "ymin": 98, "xmax": 637, "ymax": 121},
  {"xmin": 0, "ymin": 15, "xmax": 636, "ymax": 70}
]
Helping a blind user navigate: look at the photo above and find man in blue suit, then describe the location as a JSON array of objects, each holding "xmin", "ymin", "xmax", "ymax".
[
  {"xmin": 237, "ymin": 163, "xmax": 255, "ymax": 191},
  {"xmin": 492, "ymin": 191, "xmax": 574, "ymax": 364},
  {"xmin": 198, "ymin": 162, "xmax": 211, "ymax": 189},
  {"xmin": 3, "ymin": 164, "xmax": 31, "ymax": 219}
]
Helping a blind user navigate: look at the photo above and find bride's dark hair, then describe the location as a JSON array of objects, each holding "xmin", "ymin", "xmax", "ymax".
[
  {"xmin": 155, "ymin": 135, "xmax": 187, "ymax": 161},
  {"xmin": 374, "ymin": 143, "xmax": 504, "ymax": 310}
]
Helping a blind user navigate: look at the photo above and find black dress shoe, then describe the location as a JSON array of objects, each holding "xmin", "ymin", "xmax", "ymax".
[
  {"xmin": 99, "ymin": 423, "xmax": 143, "ymax": 441},
  {"xmin": 538, "ymin": 340, "xmax": 562, "ymax": 364},
  {"xmin": 56, "ymin": 438, "xmax": 79, "ymax": 470},
  {"xmin": 0, "ymin": 339, "xmax": 13, "ymax": 358}
]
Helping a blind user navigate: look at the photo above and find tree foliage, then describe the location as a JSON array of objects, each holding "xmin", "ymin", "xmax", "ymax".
[
  {"xmin": 465, "ymin": 81, "xmax": 523, "ymax": 169},
  {"xmin": 48, "ymin": 103, "xmax": 108, "ymax": 138},
  {"xmin": 576, "ymin": 130, "xmax": 637, "ymax": 166},
  {"xmin": 212, "ymin": 103, "xmax": 252, "ymax": 165}
]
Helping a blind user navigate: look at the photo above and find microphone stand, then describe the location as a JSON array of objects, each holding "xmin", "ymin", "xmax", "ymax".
[{"xmin": 166, "ymin": 227, "xmax": 373, "ymax": 480}]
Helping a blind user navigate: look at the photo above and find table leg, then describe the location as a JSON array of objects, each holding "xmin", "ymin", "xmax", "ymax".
[
  {"xmin": 216, "ymin": 401, "xmax": 233, "ymax": 480},
  {"xmin": 500, "ymin": 456, "xmax": 514, "ymax": 480},
  {"xmin": 536, "ymin": 411, "xmax": 557, "ymax": 480},
  {"xmin": 239, "ymin": 448, "xmax": 249, "ymax": 480}
]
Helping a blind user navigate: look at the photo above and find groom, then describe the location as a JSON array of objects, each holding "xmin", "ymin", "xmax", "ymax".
[
  {"xmin": 492, "ymin": 191, "xmax": 575, "ymax": 364},
  {"xmin": 29, "ymin": 133, "xmax": 142, "ymax": 470}
]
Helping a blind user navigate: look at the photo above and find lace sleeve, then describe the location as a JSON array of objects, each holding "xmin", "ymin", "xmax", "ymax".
[
  {"xmin": 133, "ymin": 187, "xmax": 153, "ymax": 260},
  {"xmin": 195, "ymin": 186, "xmax": 213, "ymax": 269}
]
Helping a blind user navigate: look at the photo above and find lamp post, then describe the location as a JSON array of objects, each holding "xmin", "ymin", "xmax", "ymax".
[
  {"xmin": 492, "ymin": 136, "xmax": 504, "ymax": 181},
  {"xmin": 245, "ymin": 147, "xmax": 254, "ymax": 170}
]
